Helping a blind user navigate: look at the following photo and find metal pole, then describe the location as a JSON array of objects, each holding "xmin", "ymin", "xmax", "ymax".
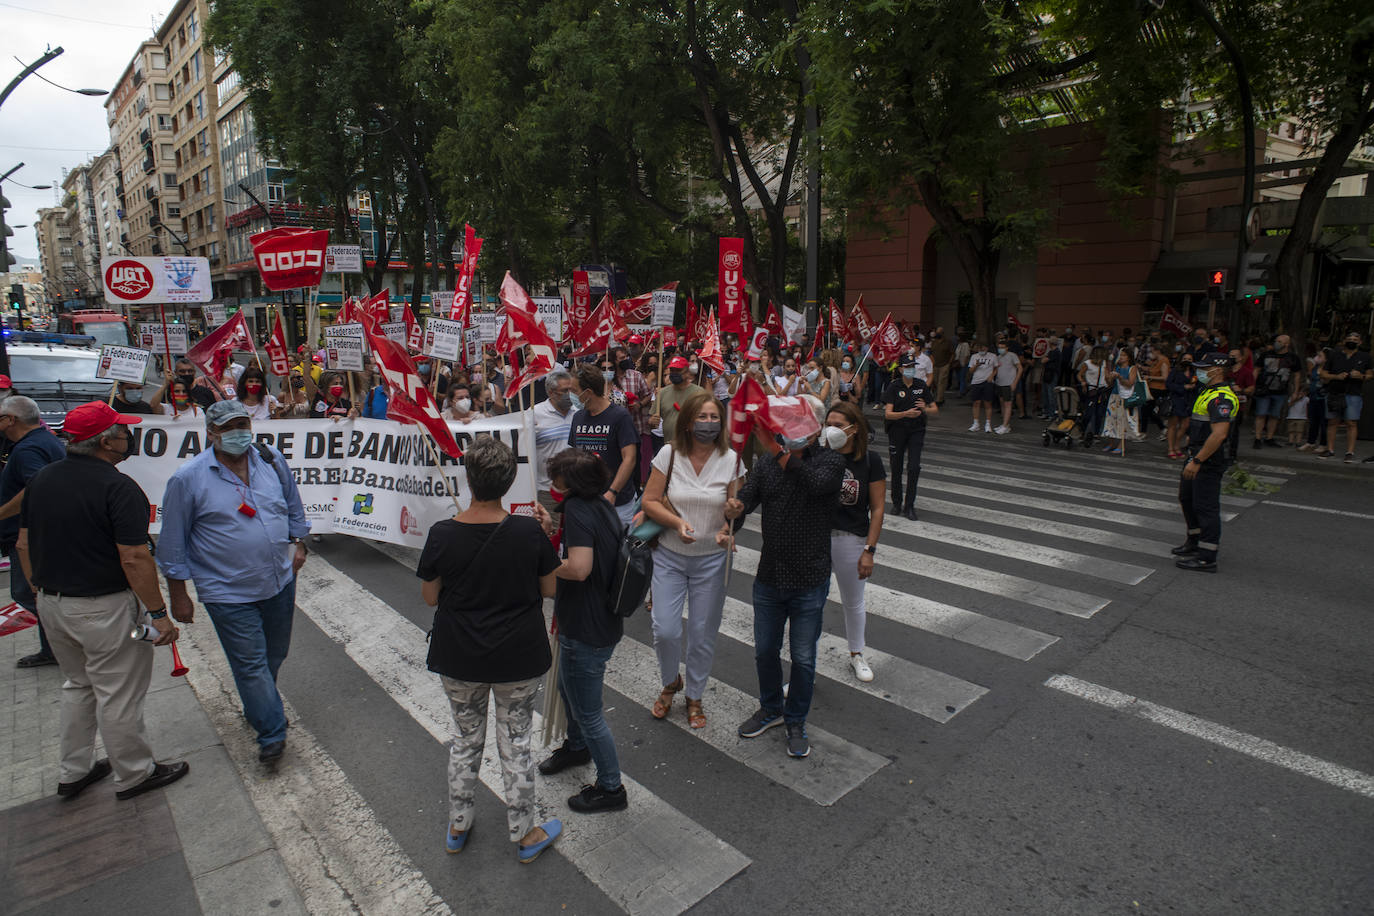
[{"xmin": 0, "ymin": 47, "xmax": 65, "ymax": 112}]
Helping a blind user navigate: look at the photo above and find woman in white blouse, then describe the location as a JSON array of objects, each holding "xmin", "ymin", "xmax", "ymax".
[{"xmin": 639, "ymin": 391, "xmax": 742, "ymax": 729}]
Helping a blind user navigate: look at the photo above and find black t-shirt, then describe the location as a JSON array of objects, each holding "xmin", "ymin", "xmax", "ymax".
[
  {"xmin": 310, "ymin": 396, "xmax": 352, "ymax": 418},
  {"xmin": 111, "ymin": 396, "xmax": 154, "ymax": 414},
  {"xmin": 554, "ymin": 496, "xmax": 622, "ymax": 647},
  {"xmin": 883, "ymin": 378, "xmax": 936, "ymax": 431},
  {"xmin": 833, "ymin": 451, "xmax": 886, "ymax": 537},
  {"xmin": 1256, "ymin": 349, "xmax": 1302, "ymax": 394},
  {"xmin": 567, "ymin": 404, "xmax": 638, "ymax": 506},
  {"xmin": 1325, "ymin": 348, "xmax": 1373, "ymax": 396},
  {"xmin": 417, "ymin": 516, "xmax": 559, "ymax": 683},
  {"xmin": 21, "ymin": 454, "xmax": 151, "ymax": 596}
]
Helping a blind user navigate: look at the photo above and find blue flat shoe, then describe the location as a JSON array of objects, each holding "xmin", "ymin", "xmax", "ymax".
[
  {"xmin": 518, "ymin": 818, "xmax": 562, "ymax": 864},
  {"xmin": 445, "ymin": 822, "xmax": 471, "ymax": 854}
]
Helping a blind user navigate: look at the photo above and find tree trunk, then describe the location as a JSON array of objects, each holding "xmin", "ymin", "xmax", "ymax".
[
  {"xmin": 917, "ymin": 176, "xmax": 1001, "ymax": 344},
  {"xmin": 1277, "ymin": 103, "xmax": 1374, "ymax": 352}
]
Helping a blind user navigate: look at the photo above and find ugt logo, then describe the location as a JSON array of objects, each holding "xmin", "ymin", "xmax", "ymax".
[
  {"xmin": 105, "ymin": 260, "xmax": 154, "ymax": 300},
  {"xmin": 352, "ymin": 493, "xmax": 374, "ymax": 515}
]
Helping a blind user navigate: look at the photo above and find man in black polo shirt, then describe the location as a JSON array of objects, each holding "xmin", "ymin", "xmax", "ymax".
[
  {"xmin": 17, "ymin": 401, "xmax": 189, "ymax": 801},
  {"xmin": 883, "ymin": 352, "xmax": 939, "ymax": 521}
]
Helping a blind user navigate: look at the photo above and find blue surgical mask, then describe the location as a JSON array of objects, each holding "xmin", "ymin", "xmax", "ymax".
[
  {"xmin": 902, "ymin": 368, "xmax": 915, "ymax": 380},
  {"xmin": 842, "ymin": 361, "xmax": 852, "ymax": 370},
  {"xmin": 569, "ymin": 392, "xmax": 584, "ymax": 412},
  {"xmin": 806, "ymin": 369, "xmax": 819, "ymax": 382},
  {"xmin": 603, "ymin": 370, "xmax": 616, "ymax": 383},
  {"xmin": 218, "ymin": 429, "xmax": 254, "ymax": 456}
]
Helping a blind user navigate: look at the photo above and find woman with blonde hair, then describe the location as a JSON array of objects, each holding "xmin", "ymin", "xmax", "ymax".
[{"xmin": 640, "ymin": 390, "xmax": 743, "ymax": 728}]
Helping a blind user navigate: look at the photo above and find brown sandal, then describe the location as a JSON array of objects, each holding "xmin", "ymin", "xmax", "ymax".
[
  {"xmin": 651, "ymin": 676, "xmax": 683, "ymax": 719},
  {"xmin": 685, "ymin": 698, "xmax": 706, "ymax": 729}
]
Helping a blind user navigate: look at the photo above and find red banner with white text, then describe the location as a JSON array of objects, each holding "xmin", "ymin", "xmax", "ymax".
[{"xmin": 718, "ymin": 238, "xmax": 747, "ymax": 334}]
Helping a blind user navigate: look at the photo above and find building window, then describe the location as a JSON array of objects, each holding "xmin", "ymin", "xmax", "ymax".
[
  {"xmin": 164, "ymin": 172, "xmax": 177, "ymax": 189},
  {"xmin": 206, "ymin": 204, "xmax": 215, "ymax": 231},
  {"xmin": 268, "ymin": 182, "xmax": 285, "ymax": 203},
  {"xmin": 194, "ymin": 90, "xmax": 205, "ymax": 119},
  {"xmin": 153, "ymin": 83, "xmax": 169, "ymax": 101},
  {"xmin": 191, "ymin": 50, "xmax": 201, "ymax": 81},
  {"xmin": 187, "ymin": 9, "xmax": 198, "ymax": 41},
  {"xmin": 151, "ymin": 51, "xmax": 166, "ymax": 70}
]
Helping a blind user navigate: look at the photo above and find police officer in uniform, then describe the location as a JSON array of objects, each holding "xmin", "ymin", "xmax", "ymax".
[
  {"xmin": 1173, "ymin": 352, "xmax": 1239, "ymax": 573},
  {"xmin": 883, "ymin": 352, "xmax": 939, "ymax": 521}
]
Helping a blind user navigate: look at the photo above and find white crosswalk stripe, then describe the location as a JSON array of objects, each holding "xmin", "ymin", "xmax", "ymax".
[
  {"xmin": 896, "ymin": 497, "xmax": 1174, "ymax": 557},
  {"xmin": 914, "ymin": 478, "xmax": 1177, "ymax": 531},
  {"xmin": 294, "ymin": 554, "xmax": 750, "ymax": 916},
  {"xmin": 930, "ymin": 439, "xmax": 1289, "ymax": 487}
]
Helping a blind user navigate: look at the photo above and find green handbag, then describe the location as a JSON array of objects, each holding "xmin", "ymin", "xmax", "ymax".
[{"xmin": 1124, "ymin": 379, "xmax": 1150, "ymax": 409}]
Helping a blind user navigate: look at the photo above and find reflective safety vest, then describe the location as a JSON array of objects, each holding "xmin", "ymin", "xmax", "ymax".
[{"xmin": 1191, "ymin": 385, "xmax": 1240, "ymax": 421}]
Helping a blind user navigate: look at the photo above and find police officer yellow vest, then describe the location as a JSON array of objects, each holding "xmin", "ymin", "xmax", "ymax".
[{"xmin": 1191, "ymin": 385, "xmax": 1240, "ymax": 420}]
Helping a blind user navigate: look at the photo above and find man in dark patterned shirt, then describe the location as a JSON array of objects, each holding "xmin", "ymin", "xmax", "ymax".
[{"xmin": 726, "ymin": 428, "xmax": 844, "ymax": 759}]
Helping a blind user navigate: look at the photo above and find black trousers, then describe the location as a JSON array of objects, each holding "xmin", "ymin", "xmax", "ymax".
[
  {"xmin": 888, "ymin": 425, "xmax": 926, "ymax": 510},
  {"xmin": 1178, "ymin": 461, "xmax": 1224, "ymax": 556}
]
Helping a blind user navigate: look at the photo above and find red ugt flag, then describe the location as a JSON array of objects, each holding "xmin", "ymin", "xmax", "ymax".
[
  {"xmin": 569, "ymin": 270, "xmax": 592, "ymax": 333},
  {"xmin": 571, "ymin": 292, "xmax": 629, "ymax": 356},
  {"xmin": 850, "ymin": 295, "xmax": 876, "ymax": 344},
  {"xmin": 699, "ymin": 309, "xmax": 726, "ymax": 373},
  {"xmin": 186, "ymin": 310, "xmax": 254, "ymax": 380},
  {"xmin": 366, "ymin": 328, "xmax": 462, "ymax": 459},
  {"xmin": 728, "ymin": 375, "xmax": 772, "ymax": 454},
  {"xmin": 828, "ymin": 298, "xmax": 851, "ymax": 346},
  {"xmin": 266, "ymin": 312, "xmax": 291, "ymax": 377},
  {"xmin": 763, "ymin": 301, "xmax": 785, "ymax": 339},
  {"xmin": 868, "ymin": 313, "xmax": 907, "ymax": 366},
  {"xmin": 450, "ymin": 224, "xmax": 483, "ymax": 326},
  {"xmin": 718, "ymin": 238, "xmax": 747, "ymax": 334},
  {"xmin": 250, "ymin": 227, "xmax": 330, "ymax": 291}
]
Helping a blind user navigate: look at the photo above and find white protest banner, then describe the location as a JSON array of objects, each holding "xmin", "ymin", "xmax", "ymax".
[
  {"xmin": 472, "ymin": 312, "xmax": 500, "ymax": 343},
  {"xmin": 203, "ymin": 303, "xmax": 226, "ymax": 326},
  {"xmin": 423, "ymin": 317, "xmax": 465, "ymax": 361},
  {"xmin": 323, "ymin": 323, "xmax": 366, "ymax": 371},
  {"xmin": 121, "ymin": 415, "xmax": 537, "ymax": 545},
  {"xmin": 532, "ymin": 296, "xmax": 563, "ymax": 342},
  {"xmin": 324, "ymin": 245, "xmax": 364, "ymax": 273},
  {"xmin": 380, "ymin": 320, "xmax": 408, "ymax": 345},
  {"xmin": 102, "ymin": 256, "xmax": 213, "ymax": 304},
  {"xmin": 96, "ymin": 346, "xmax": 152, "ymax": 383},
  {"xmin": 137, "ymin": 323, "xmax": 190, "ymax": 355},
  {"xmin": 651, "ymin": 288, "xmax": 676, "ymax": 327}
]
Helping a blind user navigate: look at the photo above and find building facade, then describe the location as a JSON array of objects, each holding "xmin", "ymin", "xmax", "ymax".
[{"xmin": 106, "ymin": 40, "xmax": 175, "ymax": 260}]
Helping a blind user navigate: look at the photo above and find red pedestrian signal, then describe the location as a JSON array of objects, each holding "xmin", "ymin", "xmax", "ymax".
[{"xmin": 1206, "ymin": 269, "xmax": 1227, "ymax": 300}]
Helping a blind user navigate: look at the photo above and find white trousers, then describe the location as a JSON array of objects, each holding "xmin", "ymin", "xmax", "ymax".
[
  {"xmin": 649, "ymin": 547, "xmax": 728, "ymax": 699},
  {"xmin": 830, "ymin": 532, "xmax": 868, "ymax": 653}
]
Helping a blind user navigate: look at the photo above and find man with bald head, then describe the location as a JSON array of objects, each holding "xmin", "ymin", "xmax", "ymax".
[{"xmin": 1253, "ymin": 334, "xmax": 1301, "ymax": 448}]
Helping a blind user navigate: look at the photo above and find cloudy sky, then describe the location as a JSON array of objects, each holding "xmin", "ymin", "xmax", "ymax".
[{"xmin": 2, "ymin": 0, "xmax": 172, "ymax": 262}]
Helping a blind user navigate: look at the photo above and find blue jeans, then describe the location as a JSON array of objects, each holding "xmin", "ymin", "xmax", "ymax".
[
  {"xmin": 203, "ymin": 581, "xmax": 296, "ymax": 748},
  {"xmin": 1042, "ymin": 381, "xmax": 1057, "ymax": 418},
  {"xmin": 557, "ymin": 634, "xmax": 621, "ymax": 791},
  {"xmin": 753, "ymin": 580, "xmax": 828, "ymax": 724}
]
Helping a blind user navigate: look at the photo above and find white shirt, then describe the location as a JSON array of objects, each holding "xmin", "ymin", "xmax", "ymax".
[
  {"xmin": 531, "ymin": 398, "xmax": 573, "ymax": 494},
  {"xmin": 651, "ymin": 444, "xmax": 745, "ymax": 557},
  {"xmin": 994, "ymin": 351, "xmax": 1020, "ymax": 386},
  {"xmin": 912, "ymin": 353, "xmax": 934, "ymax": 383},
  {"xmin": 157, "ymin": 404, "xmax": 204, "ymax": 423},
  {"xmin": 968, "ymin": 351, "xmax": 998, "ymax": 385},
  {"xmin": 241, "ymin": 396, "xmax": 280, "ymax": 420}
]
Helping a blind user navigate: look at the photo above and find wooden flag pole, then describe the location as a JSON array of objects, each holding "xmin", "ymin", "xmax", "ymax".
[
  {"xmin": 158, "ymin": 303, "xmax": 178, "ymax": 418},
  {"xmin": 421, "ymin": 430, "xmax": 464, "ymax": 516},
  {"xmin": 107, "ymin": 381, "xmax": 118, "ymax": 406}
]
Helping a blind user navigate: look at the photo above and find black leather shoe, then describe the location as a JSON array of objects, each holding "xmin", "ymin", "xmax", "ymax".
[
  {"xmin": 1170, "ymin": 542, "xmax": 1199, "ymax": 557},
  {"xmin": 903, "ymin": 507, "xmax": 918, "ymax": 521},
  {"xmin": 1175, "ymin": 556, "xmax": 1216, "ymax": 573},
  {"xmin": 116, "ymin": 761, "xmax": 189, "ymax": 800},
  {"xmin": 538, "ymin": 744, "xmax": 591, "ymax": 776},
  {"xmin": 259, "ymin": 740, "xmax": 286, "ymax": 763},
  {"xmin": 568, "ymin": 783, "xmax": 628, "ymax": 814},
  {"xmin": 16, "ymin": 653, "xmax": 58, "ymax": 669},
  {"xmin": 57, "ymin": 759, "xmax": 112, "ymax": 799}
]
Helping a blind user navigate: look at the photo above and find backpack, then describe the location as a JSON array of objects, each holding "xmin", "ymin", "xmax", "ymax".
[{"xmin": 598, "ymin": 500, "xmax": 653, "ymax": 618}]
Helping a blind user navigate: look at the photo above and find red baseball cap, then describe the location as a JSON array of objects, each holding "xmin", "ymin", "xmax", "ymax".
[
  {"xmin": 64, "ymin": 401, "xmax": 143, "ymax": 442},
  {"xmin": 667, "ymin": 356, "xmax": 690, "ymax": 370},
  {"xmin": 627, "ymin": 334, "xmax": 644, "ymax": 345}
]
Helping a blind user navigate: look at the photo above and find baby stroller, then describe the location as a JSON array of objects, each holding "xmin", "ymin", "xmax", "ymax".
[{"xmin": 1043, "ymin": 386, "xmax": 1094, "ymax": 449}]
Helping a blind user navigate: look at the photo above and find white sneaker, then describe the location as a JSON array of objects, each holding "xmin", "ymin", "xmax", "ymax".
[
  {"xmin": 849, "ymin": 654, "xmax": 874, "ymax": 682},
  {"xmin": 984, "ymin": 421, "xmax": 993, "ymax": 433},
  {"xmin": 968, "ymin": 421, "xmax": 980, "ymax": 432},
  {"xmin": 994, "ymin": 425, "xmax": 1010, "ymax": 435}
]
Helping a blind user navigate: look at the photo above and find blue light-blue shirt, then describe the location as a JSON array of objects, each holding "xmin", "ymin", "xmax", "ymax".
[{"xmin": 157, "ymin": 444, "xmax": 310, "ymax": 603}]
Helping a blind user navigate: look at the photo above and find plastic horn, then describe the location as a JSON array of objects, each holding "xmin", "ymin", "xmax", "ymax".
[{"xmin": 170, "ymin": 642, "xmax": 189, "ymax": 677}]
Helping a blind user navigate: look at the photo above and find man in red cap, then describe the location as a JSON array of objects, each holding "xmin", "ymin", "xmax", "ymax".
[
  {"xmin": 16, "ymin": 401, "xmax": 189, "ymax": 800},
  {"xmin": 653, "ymin": 355, "xmax": 706, "ymax": 445}
]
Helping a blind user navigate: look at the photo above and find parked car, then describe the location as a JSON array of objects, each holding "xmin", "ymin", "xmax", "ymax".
[{"xmin": 5, "ymin": 333, "xmax": 111, "ymax": 433}]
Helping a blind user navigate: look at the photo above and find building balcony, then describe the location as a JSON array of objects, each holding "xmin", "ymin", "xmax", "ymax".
[
  {"xmin": 142, "ymin": 156, "xmax": 156, "ymax": 175},
  {"xmin": 139, "ymin": 128, "xmax": 152, "ymax": 146}
]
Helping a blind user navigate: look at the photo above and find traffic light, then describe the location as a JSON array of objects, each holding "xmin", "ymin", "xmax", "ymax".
[
  {"xmin": 9, "ymin": 283, "xmax": 23, "ymax": 312},
  {"xmin": 0, "ymin": 194, "xmax": 15, "ymax": 270},
  {"xmin": 1206, "ymin": 268, "xmax": 1227, "ymax": 300},
  {"xmin": 1242, "ymin": 251, "xmax": 1273, "ymax": 298}
]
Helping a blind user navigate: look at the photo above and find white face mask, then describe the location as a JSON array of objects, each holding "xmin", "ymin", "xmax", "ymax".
[
  {"xmin": 821, "ymin": 424, "xmax": 850, "ymax": 450},
  {"xmin": 689, "ymin": 362, "xmax": 699, "ymax": 374},
  {"xmin": 455, "ymin": 398, "xmax": 472, "ymax": 413}
]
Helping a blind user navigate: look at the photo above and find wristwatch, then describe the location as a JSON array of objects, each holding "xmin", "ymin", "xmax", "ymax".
[
  {"xmin": 147, "ymin": 607, "xmax": 168, "ymax": 619},
  {"xmin": 292, "ymin": 537, "xmax": 309, "ymax": 551},
  {"xmin": 864, "ymin": 545, "xmax": 877, "ymax": 555}
]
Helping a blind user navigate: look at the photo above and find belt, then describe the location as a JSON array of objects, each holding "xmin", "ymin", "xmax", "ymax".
[{"xmin": 36, "ymin": 587, "xmax": 130, "ymax": 600}]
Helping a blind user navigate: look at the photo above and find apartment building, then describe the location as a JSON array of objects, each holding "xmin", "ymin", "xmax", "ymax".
[
  {"xmin": 33, "ymin": 207, "xmax": 66, "ymax": 307},
  {"xmin": 106, "ymin": 40, "xmax": 175, "ymax": 259},
  {"xmin": 157, "ymin": 0, "xmax": 229, "ymax": 284},
  {"xmin": 59, "ymin": 165, "xmax": 102, "ymax": 301}
]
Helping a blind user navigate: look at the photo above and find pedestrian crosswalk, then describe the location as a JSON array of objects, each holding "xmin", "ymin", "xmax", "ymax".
[{"xmin": 208, "ymin": 428, "xmax": 1294, "ymax": 916}]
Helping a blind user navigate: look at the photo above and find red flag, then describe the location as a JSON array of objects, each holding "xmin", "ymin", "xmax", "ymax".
[
  {"xmin": 618, "ymin": 290, "xmax": 654, "ymax": 324},
  {"xmin": 499, "ymin": 273, "xmax": 558, "ymax": 392},
  {"xmin": 1161, "ymin": 305, "xmax": 1191, "ymax": 338},
  {"xmin": 402, "ymin": 303, "xmax": 423, "ymax": 352},
  {"xmin": 367, "ymin": 291, "xmax": 391, "ymax": 328},
  {"xmin": 699, "ymin": 309, "xmax": 726, "ymax": 373},
  {"xmin": 571, "ymin": 292, "xmax": 629, "ymax": 356},
  {"xmin": 685, "ymin": 297, "xmax": 698, "ymax": 341},
  {"xmin": 806, "ymin": 317, "xmax": 825, "ymax": 361},
  {"xmin": 250, "ymin": 227, "xmax": 330, "ymax": 291},
  {"xmin": 728, "ymin": 375, "xmax": 771, "ymax": 454},
  {"xmin": 185, "ymin": 311, "xmax": 254, "ymax": 380},
  {"xmin": 718, "ymin": 238, "xmax": 747, "ymax": 334},
  {"xmin": 763, "ymin": 301, "xmax": 785, "ymax": 339},
  {"xmin": 828, "ymin": 297, "xmax": 853, "ymax": 347},
  {"xmin": 367, "ymin": 328, "xmax": 462, "ymax": 459},
  {"xmin": 690, "ymin": 298, "xmax": 711, "ymax": 342},
  {"xmin": 746, "ymin": 327, "xmax": 770, "ymax": 360},
  {"xmin": 335, "ymin": 297, "xmax": 356, "ymax": 325},
  {"xmin": 569, "ymin": 270, "xmax": 592, "ymax": 332},
  {"xmin": 663, "ymin": 327, "xmax": 678, "ymax": 348},
  {"xmin": 1007, "ymin": 313, "xmax": 1028, "ymax": 334},
  {"xmin": 266, "ymin": 312, "xmax": 291, "ymax": 377},
  {"xmin": 450, "ymin": 225, "xmax": 482, "ymax": 326},
  {"xmin": 850, "ymin": 295, "xmax": 876, "ymax": 344},
  {"xmin": 868, "ymin": 313, "xmax": 906, "ymax": 365}
]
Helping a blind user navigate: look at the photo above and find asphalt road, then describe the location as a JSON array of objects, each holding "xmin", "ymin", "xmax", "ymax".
[{"xmin": 190, "ymin": 410, "xmax": 1373, "ymax": 915}]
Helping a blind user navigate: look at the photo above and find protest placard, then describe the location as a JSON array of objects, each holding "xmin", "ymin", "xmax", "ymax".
[
  {"xmin": 651, "ymin": 288, "xmax": 676, "ymax": 327},
  {"xmin": 96, "ymin": 346, "xmax": 152, "ymax": 383},
  {"xmin": 380, "ymin": 321, "xmax": 408, "ymax": 345},
  {"xmin": 323, "ymin": 323, "xmax": 366, "ymax": 371},
  {"xmin": 203, "ymin": 303, "xmax": 226, "ymax": 326},
  {"xmin": 472, "ymin": 311, "xmax": 500, "ymax": 343},
  {"xmin": 136, "ymin": 323, "xmax": 190, "ymax": 355},
  {"xmin": 465, "ymin": 327, "xmax": 483, "ymax": 366},
  {"xmin": 423, "ymin": 317, "xmax": 465, "ymax": 361},
  {"xmin": 121, "ymin": 415, "xmax": 537, "ymax": 546},
  {"xmin": 324, "ymin": 245, "xmax": 363, "ymax": 273},
  {"xmin": 532, "ymin": 296, "xmax": 563, "ymax": 342}
]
